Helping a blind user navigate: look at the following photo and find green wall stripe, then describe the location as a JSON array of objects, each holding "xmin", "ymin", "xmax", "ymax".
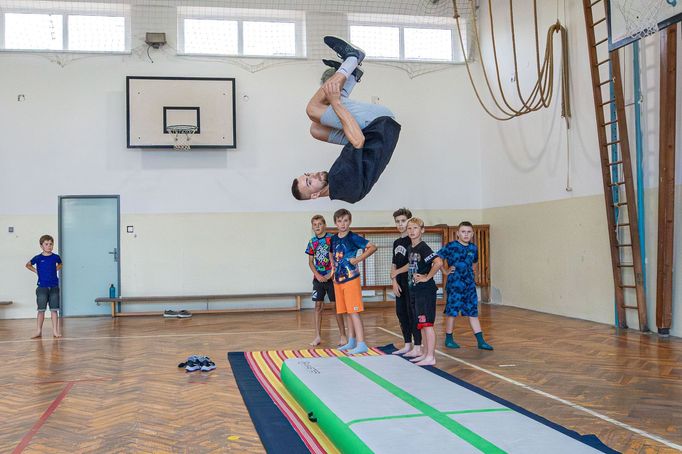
[{"xmin": 339, "ymin": 357, "xmax": 507, "ymax": 454}]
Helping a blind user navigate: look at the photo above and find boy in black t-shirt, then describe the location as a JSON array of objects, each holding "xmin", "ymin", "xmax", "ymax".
[
  {"xmin": 394, "ymin": 218, "xmax": 442, "ymax": 366},
  {"xmin": 389, "ymin": 208, "xmax": 422, "ymax": 357}
]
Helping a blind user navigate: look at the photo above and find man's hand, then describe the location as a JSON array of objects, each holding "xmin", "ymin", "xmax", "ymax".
[
  {"xmin": 322, "ymin": 74, "xmax": 343, "ymax": 104},
  {"xmin": 390, "ymin": 269, "xmax": 398, "ymax": 279},
  {"xmin": 349, "ymin": 257, "xmax": 359, "ymax": 266},
  {"xmin": 392, "ymin": 280, "xmax": 402, "ymax": 297},
  {"xmin": 413, "ymin": 273, "xmax": 427, "ymax": 284}
]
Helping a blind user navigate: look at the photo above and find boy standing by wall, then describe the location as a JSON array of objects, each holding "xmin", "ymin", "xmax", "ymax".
[
  {"xmin": 330, "ymin": 208, "xmax": 377, "ymax": 354},
  {"xmin": 25, "ymin": 235, "xmax": 62, "ymax": 338},
  {"xmin": 389, "ymin": 208, "xmax": 421, "ymax": 356},
  {"xmin": 305, "ymin": 215, "xmax": 347, "ymax": 347},
  {"xmin": 437, "ymin": 222, "xmax": 493, "ymax": 351}
]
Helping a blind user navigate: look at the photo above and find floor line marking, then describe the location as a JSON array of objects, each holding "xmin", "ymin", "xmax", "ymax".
[
  {"xmin": 12, "ymin": 382, "xmax": 75, "ymax": 454},
  {"xmin": 0, "ymin": 328, "xmax": 339, "ymax": 344},
  {"xmin": 376, "ymin": 326, "xmax": 682, "ymax": 451}
]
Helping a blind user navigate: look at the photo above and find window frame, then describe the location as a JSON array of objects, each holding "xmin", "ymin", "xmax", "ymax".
[
  {"xmin": 0, "ymin": 3, "xmax": 131, "ymax": 54},
  {"xmin": 348, "ymin": 14, "xmax": 466, "ymax": 64},
  {"xmin": 177, "ymin": 7, "xmax": 306, "ymax": 59}
]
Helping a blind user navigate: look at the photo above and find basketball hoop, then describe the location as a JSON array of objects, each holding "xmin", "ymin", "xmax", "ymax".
[
  {"xmin": 166, "ymin": 125, "xmax": 198, "ymax": 150},
  {"xmin": 614, "ymin": 0, "xmax": 664, "ymax": 41}
]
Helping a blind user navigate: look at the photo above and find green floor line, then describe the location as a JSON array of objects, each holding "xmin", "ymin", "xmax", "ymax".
[
  {"xmin": 347, "ymin": 408, "xmax": 512, "ymax": 427},
  {"xmin": 339, "ymin": 357, "xmax": 508, "ymax": 454}
]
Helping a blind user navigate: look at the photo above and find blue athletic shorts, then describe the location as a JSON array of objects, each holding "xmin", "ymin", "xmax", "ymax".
[{"xmin": 320, "ymin": 98, "xmax": 394, "ymax": 145}]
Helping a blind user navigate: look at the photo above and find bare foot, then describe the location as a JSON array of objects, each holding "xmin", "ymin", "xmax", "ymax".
[
  {"xmin": 404, "ymin": 349, "xmax": 422, "ymax": 358},
  {"xmin": 309, "ymin": 337, "xmax": 321, "ymax": 347},
  {"xmin": 415, "ymin": 357, "xmax": 436, "ymax": 366},
  {"xmin": 53, "ymin": 333, "xmax": 62, "ymax": 339},
  {"xmin": 337, "ymin": 337, "xmax": 348, "ymax": 347},
  {"xmin": 392, "ymin": 344, "xmax": 413, "ymax": 355},
  {"xmin": 410, "ymin": 355, "xmax": 426, "ymax": 363},
  {"xmin": 31, "ymin": 332, "xmax": 42, "ymax": 339}
]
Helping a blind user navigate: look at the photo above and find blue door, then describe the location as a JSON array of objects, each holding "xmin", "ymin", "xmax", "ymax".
[{"xmin": 59, "ymin": 196, "xmax": 120, "ymax": 316}]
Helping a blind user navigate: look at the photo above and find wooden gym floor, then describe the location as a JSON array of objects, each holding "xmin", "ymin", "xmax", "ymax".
[{"xmin": 1, "ymin": 304, "xmax": 680, "ymax": 453}]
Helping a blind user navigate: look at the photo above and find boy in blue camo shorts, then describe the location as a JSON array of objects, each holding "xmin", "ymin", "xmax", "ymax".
[{"xmin": 437, "ymin": 222, "xmax": 493, "ymax": 350}]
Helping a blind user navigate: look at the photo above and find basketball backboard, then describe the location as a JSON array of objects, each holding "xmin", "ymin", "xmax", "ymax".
[
  {"xmin": 608, "ymin": 0, "xmax": 682, "ymax": 50},
  {"xmin": 126, "ymin": 76, "xmax": 236, "ymax": 149}
]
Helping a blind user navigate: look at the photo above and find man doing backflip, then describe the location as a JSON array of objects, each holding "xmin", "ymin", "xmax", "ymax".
[{"xmin": 291, "ymin": 36, "xmax": 401, "ymax": 204}]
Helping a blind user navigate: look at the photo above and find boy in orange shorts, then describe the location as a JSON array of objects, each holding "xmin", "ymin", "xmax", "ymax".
[{"xmin": 330, "ymin": 208, "xmax": 377, "ymax": 354}]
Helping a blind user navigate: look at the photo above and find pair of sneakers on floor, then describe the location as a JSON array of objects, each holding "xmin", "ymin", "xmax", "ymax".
[
  {"xmin": 164, "ymin": 310, "xmax": 192, "ymax": 318},
  {"xmin": 178, "ymin": 355, "xmax": 216, "ymax": 372}
]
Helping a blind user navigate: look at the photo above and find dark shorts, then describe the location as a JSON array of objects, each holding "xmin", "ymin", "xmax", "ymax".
[
  {"xmin": 312, "ymin": 278, "xmax": 336, "ymax": 302},
  {"xmin": 36, "ymin": 286, "xmax": 60, "ymax": 312},
  {"xmin": 411, "ymin": 289, "xmax": 436, "ymax": 329}
]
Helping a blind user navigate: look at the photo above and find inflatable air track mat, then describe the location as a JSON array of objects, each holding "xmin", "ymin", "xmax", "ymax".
[{"xmin": 281, "ymin": 355, "xmax": 616, "ymax": 454}]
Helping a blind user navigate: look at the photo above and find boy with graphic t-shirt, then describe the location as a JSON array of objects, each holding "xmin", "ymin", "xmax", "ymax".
[
  {"xmin": 395, "ymin": 218, "xmax": 442, "ymax": 366},
  {"xmin": 389, "ymin": 208, "xmax": 422, "ymax": 357},
  {"xmin": 437, "ymin": 221, "xmax": 493, "ymax": 351},
  {"xmin": 305, "ymin": 214, "xmax": 347, "ymax": 347},
  {"xmin": 329, "ymin": 208, "xmax": 377, "ymax": 354},
  {"xmin": 25, "ymin": 234, "xmax": 63, "ymax": 339}
]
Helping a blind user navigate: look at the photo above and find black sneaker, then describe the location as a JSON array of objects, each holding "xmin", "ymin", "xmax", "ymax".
[
  {"xmin": 201, "ymin": 360, "xmax": 216, "ymax": 372},
  {"xmin": 185, "ymin": 359, "xmax": 202, "ymax": 372},
  {"xmin": 163, "ymin": 310, "xmax": 178, "ymax": 318},
  {"xmin": 323, "ymin": 36, "xmax": 365, "ymax": 65},
  {"xmin": 322, "ymin": 59, "xmax": 364, "ymax": 82},
  {"xmin": 177, "ymin": 310, "xmax": 192, "ymax": 318}
]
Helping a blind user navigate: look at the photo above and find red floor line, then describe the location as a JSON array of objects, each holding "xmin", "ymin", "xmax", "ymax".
[{"xmin": 12, "ymin": 381, "xmax": 75, "ymax": 454}]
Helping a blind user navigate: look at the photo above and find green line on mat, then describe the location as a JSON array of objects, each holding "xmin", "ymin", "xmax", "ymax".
[
  {"xmin": 339, "ymin": 357, "xmax": 508, "ymax": 454},
  {"xmin": 347, "ymin": 408, "xmax": 512, "ymax": 427}
]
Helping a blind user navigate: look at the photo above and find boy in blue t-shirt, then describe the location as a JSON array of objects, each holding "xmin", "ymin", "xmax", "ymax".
[
  {"xmin": 25, "ymin": 234, "xmax": 63, "ymax": 338},
  {"xmin": 437, "ymin": 222, "xmax": 493, "ymax": 351},
  {"xmin": 305, "ymin": 214, "xmax": 347, "ymax": 347},
  {"xmin": 329, "ymin": 208, "xmax": 377, "ymax": 354}
]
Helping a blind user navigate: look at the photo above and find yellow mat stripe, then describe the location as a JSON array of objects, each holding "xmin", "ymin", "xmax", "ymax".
[
  {"xmin": 251, "ymin": 350, "xmax": 339, "ymax": 453},
  {"xmin": 248, "ymin": 348, "xmax": 384, "ymax": 453}
]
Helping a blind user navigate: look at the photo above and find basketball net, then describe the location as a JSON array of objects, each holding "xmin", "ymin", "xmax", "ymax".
[
  {"xmin": 614, "ymin": 0, "xmax": 664, "ymax": 40},
  {"xmin": 166, "ymin": 125, "xmax": 197, "ymax": 151}
]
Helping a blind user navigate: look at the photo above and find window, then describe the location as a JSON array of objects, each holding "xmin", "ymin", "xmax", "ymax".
[
  {"xmin": 4, "ymin": 13, "xmax": 63, "ymax": 50},
  {"xmin": 184, "ymin": 19, "xmax": 238, "ymax": 55},
  {"xmin": 349, "ymin": 14, "xmax": 465, "ymax": 63},
  {"xmin": 349, "ymin": 25, "xmax": 399, "ymax": 60},
  {"xmin": 68, "ymin": 15, "xmax": 126, "ymax": 52},
  {"xmin": 1, "ymin": 3, "xmax": 130, "ymax": 53},
  {"xmin": 178, "ymin": 7, "xmax": 305, "ymax": 58}
]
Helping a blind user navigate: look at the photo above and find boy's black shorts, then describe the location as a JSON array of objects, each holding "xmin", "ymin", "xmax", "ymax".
[
  {"xmin": 36, "ymin": 286, "xmax": 60, "ymax": 312},
  {"xmin": 312, "ymin": 278, "xmax": 336, "ymax": 302},
  {"xmin": 411, "ymin": 289, "xmax": 436, "ymax": 329}
]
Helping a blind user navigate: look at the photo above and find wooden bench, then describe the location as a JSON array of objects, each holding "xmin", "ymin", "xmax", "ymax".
[{"xmin": 95, "ymin": 293, "xmax": 308, "ymax": 318}]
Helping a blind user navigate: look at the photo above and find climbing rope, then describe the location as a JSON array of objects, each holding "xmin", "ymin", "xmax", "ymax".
[{"xmin": 453, "ymin": 0, "xmax": 571, "ymax": 123}]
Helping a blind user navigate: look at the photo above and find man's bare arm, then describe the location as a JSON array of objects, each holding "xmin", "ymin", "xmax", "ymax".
[{"xmin": 322, "ymin": 75, "xmax": 365, "ymax": 148}]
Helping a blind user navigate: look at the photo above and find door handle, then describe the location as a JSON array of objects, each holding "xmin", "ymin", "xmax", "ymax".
[{"xmin": 108, "ymin": 248, "xmax": 119, "ymax": 262}]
